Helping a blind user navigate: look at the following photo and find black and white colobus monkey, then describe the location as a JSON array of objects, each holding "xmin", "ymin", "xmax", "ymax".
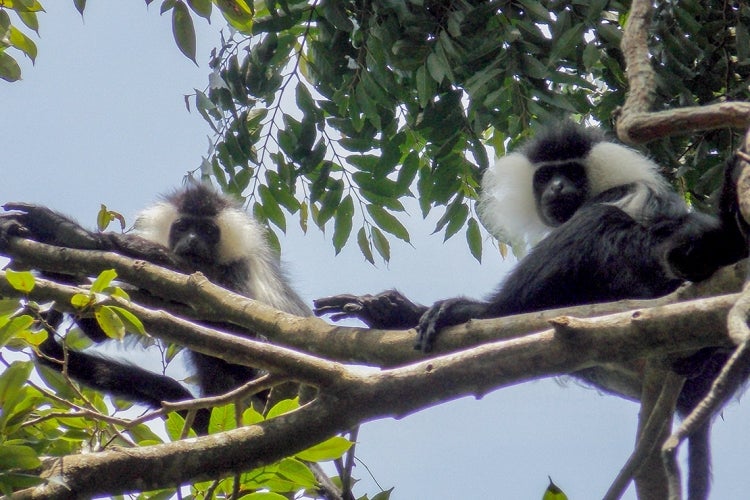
[
  {"xmin": 314, "ymin": 122, "xmax": 749, "ymax": 499},
  {"xmin": 3, "ymin": 182, "xmax": 310, "ymax": 432}
]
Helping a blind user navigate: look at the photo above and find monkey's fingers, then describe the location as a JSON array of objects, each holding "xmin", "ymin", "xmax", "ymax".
[
  {"xmin": 0, "ymin": 213, "xmax": 31, "ymax": 247},
  {"xmin": 415, "ymin": 298, "xmax": 481, "ymax": 353},
  {"xmin": 3, "ymin": 202, "xmax": 63, "ymax": 221},
  {"xmin": 313, "ymin": 294, "xmax": 364, "ymax": 314},
  {"xmin": 415, "ymin": 305, "xmax": 442, "ymax": 353},
  {"xmin": 314, "ymin": 295, "xmax": 378, "ymax": 325}
]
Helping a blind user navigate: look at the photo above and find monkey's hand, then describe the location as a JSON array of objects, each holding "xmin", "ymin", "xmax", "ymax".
[
  {"xmin": 2, "ymin": 202, "xmax": 104, "ymax": 250},
  {"xmin": 415, "ymin": 298, "xmax": 488, "ymax": 353},
  {"xmin": 313, "ymin": 290, "xmax": 427, "ymax": 329},
  {"xmin": 2, "ymin": 203, "xmax": 181, "ymax": 269},
  {"xmin": 0, "ymin": 212, "xmax": 31, "ymax": 248}
]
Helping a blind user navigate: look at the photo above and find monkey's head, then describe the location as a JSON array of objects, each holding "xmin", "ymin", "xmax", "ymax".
[
  {"xmin": 133, "ymin": 182, "xmax": 273, "ymax": 272},
  {"xmin": 167, "ymin": 186, "xmax": 226, "ymax": 266},
  {"xmin": 478, "ymin": 122, "xmax": 668, "ymax": 254},
  {"xmin": 531, "ymin": 161, "xmax": 589, "ymax": 227}
]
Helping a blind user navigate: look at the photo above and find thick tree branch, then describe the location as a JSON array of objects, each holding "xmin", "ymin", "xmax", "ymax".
[
  {"xmin": 1, "ymin": 241, "xmax": 745, "ymax": 497},
  {"xmin": 604, "ymin": 367, "xmax": 683, "ymax": 500},
  {"xmin": 1, "ymin": 236, "xmax": 745, "ymax": 367},
  {"xmin": 617, "ymin": 0, "xmax": 750, "ymax": 144},
  {"xmin": 7, "ymin": 291, "xmax": 738, "ymax": 498}
]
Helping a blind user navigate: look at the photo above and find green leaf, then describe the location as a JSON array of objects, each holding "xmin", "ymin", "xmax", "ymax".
[
  {"xmin": 355, "ymin": 83, "xmax": 381, "ymax": 130},
  {"xmin": 16, "ymin": 11, "xmax": 39, "ymax": 34},
  {"xmin": 266, "ymin": 398, "xmax": 299, "ymax": 419},
  {"xmin": 549, "ymin": 23, "xmax": 585, "ymax": 61},
  {"xmin": 397, "ymin": 151, "xmax": 420, "ymax": 192},
  {"xmin": 90, "ymin": 269, "xmax": 117, "ymax": 293},
  {"xmin": 299, "ymin": 201, "xmax": 309, "ymax": 233},
  {"xmin": 426, "ymin": 52, "xmax": 446, "ymax": 83},
  {"xmin": 320, "ymin": 0, "xmax": 353, "ymax": 32},
  {"xmin": 0, "ymin": 299, "xmax": 21, "ymax": 316},
  {"xmin": 108, "ymin": 306, "xmax": 146, "ymax": 335},
  {"xmin": 241, "ymin": 492, "xmax": 288, "ymax": 500},
  {"xmin": 333, "ymin": 195, "xmax": 354, "ymax": 254},
  {"xmin": 259, "ymin": 185, "xmax": 287, "ymax": 232},
  {"xmin": 94, "ymin": 305, "xmax": 127, "ymax": 340},
  {"xmin": 161, "ymin": 0, "xmax": 177, "ymax": 15},
  {"xmin": 357, "ymin": 227, "xmax": 374, "ymax": 264},
  {"xmin": 367, "ymin": 205, "xmax": 409, "ymax": 243},
  {"xmin": 582, "ymin": 43, "xmax": 600, "ymax": 70},
  {"xmin": 172, "ymin": 1, "xmax": 197, "ymax": 64},
  {"xmin": 415, "ymin": 64, "xmax": 434, "ymax": 108},
  {"xmin": 295, "ymin": 435, "xmax": 352, "ymax": 462},
  {"xmin": 209, "ymin": 403, "xmax": 238, "ymax": 433},
  {"xmin": 443, "ymin": 203, "xmax": 468, "ymax": 241},
  {"xmin": 4, "ymin": 0, "xmax": 44, "ymax": 12},
  {"xmin": 246, "ymin": 108, "xmax": 268, "ymax": 131},
  {"xmin": 5, "ymin": 270, "xmax": 35, "ymax": 293},
  {"xmin": 466, "ymin": 218, "xmax": 482, "ymax": 263},
  {"xmin": 0, "ymin": 10, "xmax": 9, "ymax": 34},
  {"xmin": 215, "ymin": 0, "xmax": 254, "ymax": 33},
  {"xmin": 277, "ymin": 458, "xmax": 317, "ymax": 488},
  {"xmin": 70, "ymin": 293, "xmax": 93, "ymax": 309},
  {"xmin": 433, "ymin": 196, "xmax": 464, "ymax": 233},
  {"xmin": 73, "ymin": 0, "xmax": 87, "ymax": 15},
  {"xmin": 242, "ymin": 405, "xmax": 264, "ymax": 425},
  {"xmin": 316, "ymin": 179, "xmax": 344, "ymax": 226},
  {"xmin": 165, "ymin": 412, "xmax": 191, "ymax": 440},
  {"xmin": 127, "ymin": 423, "xmax": 164, "ymax": 445},
  {"xmin": 8, "ymin": 26, "xmax": 37, "ymax": 63},
  {"xmin": 186, "ymin": 0, "xmax": 211, "ymax": 20},
  {"xmin": 517, "ymin": 0, "xmax": 550, "ymax": 20},
  {"xmin": 0, "ymin": 361, "xmax": 33, "ymax": 407},
  {"xmin": 370, "ymin": 489, "xmax": 395, "ymax": 500},
  {"xmin": 542, "ymin": 477, "xmax": 569, "ymax": 500},
  {"xmin": 520, "ymin": 53, "xmax": 549, "ymax": 79},
  {"xmin": 371, "ymin": 227, "xmax": 390, "ymax": 262},
  {"xmin": 0, "ymin": 315, "xmax": 33, "ymax": 348},
  {"xmin": 0, "ymin": 445, "xmax": 41, "ymax": 471}
]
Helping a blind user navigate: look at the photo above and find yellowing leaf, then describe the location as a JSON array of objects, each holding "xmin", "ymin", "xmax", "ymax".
[
  {"xmin": 91, "ymin": 269, "xmax": 117, "ymax": 293},
  {"xmin": 94, "ymin": 305, "xmax": 126, "ymax": 340},
  {"xmin": 295, "ymin": 436, "xmax": 352, "ymax": 462},
  {"xmin": 71, "ymin": 293, "xmax": 93, "ymax": 309},
  {"xmin": 543, "ymin": 477, "xmax": 569, "ymax": 500},
  {"xmin": 9, "ymin": 26, "xmax": 37, "ymax": 62},
  {"xmin": 5, "ymin": 270, "xmax": 35, "ymax": 293}
]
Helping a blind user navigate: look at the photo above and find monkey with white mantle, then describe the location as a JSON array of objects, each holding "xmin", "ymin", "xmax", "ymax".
[
  {"xmin": 1, "ymin": 182, "xmax": 310, "ymax": 433},
  {"xmin": 314, "ymin": 123, "xmax": 750, "ymax": 500}
]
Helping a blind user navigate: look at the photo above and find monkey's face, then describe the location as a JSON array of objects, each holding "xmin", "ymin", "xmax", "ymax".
[
  {"xmin": 169, "ymin": 216, "xmax": 221, "ymax": 266},
  {"xmin": 533, "ymin": 162, "xmax": 589, "ymax": 227}
]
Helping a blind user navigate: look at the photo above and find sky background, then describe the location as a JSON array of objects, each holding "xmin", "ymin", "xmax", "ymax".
[{"xmin": 2, "ymin": 2, "xmax": 749, "ymax": 498}]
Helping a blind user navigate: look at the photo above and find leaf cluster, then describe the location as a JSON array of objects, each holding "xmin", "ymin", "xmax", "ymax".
[
  {"xmin": 189, "ymin": 0, "xmax": 750, "ymax": 261},
  {"xmin": 0, "ymin": 0, "xmax": 43, "ymax": 81},
  {"xmin": 647, "ymin": 1, "xmax": 750, "ymax": 207},
  {"xmin": 7, "ymin": 2, "xmax": 749, "ymax": 259},
  {"xmin": 0, "ymin": 271, "xmax": 368, "ymax": 499}
]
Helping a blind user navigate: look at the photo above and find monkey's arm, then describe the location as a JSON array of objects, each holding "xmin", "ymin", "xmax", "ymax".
[
  {"xmin": 1, "ymin": 202, "xmax": 180, "ymax": 269},
  {"xmin": 313, "ymin": 290, "xmax": 427, "ymax": 329},
  {"xmin": 666, "ymin": 152, "xmax": 750, "ymax": 281}
]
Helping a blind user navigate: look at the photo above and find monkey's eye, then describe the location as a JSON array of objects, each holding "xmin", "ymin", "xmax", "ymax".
[
  {"xmin": 172, "ymin": 219, "xmax": 190, "ymax": 233},
  {"xmin": 198, "ymin": 221, "xmax": 220, "ymax": 244}
]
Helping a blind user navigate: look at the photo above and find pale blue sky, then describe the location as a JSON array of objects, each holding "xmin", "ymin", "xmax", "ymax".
[{"xmin": 2, "ymin": 3, "xmax": 748, "ymax": 498}]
